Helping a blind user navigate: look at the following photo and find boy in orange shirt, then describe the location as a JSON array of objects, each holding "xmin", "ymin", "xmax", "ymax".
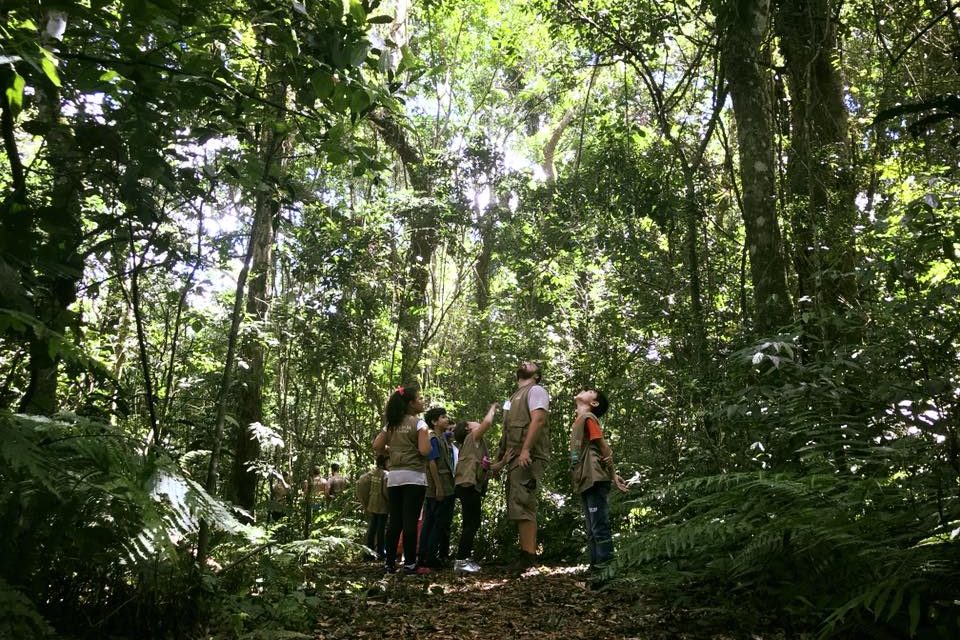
[{"xmin": 569, "ymin": 389, "xmax": 627, "ymax": 582}]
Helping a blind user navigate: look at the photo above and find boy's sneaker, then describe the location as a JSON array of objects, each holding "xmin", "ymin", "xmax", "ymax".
[
  {"xmin": 454, "ymin": 559, "xmax": 481, "ymax": 575},
  {"xmin": 402, "ymin": 565, "xmax": 431, "ymax": 576},
  {"xmin": 507, "ymin": 551, "xmax": 538, "ymax": 576}
]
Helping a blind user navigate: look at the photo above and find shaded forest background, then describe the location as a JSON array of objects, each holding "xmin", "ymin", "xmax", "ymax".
[{"xmin": 1, "ymin": 0, "xmax": 959, "ymax": 637}]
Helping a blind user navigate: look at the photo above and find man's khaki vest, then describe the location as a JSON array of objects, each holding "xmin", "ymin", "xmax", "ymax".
[
  {"xmin": 388, "ymin": 415, "xmax": 426, "ymax": 472},
  {"xmin": 570, "ymin": 412, "xmax": 613, "ymax": 494},
  {"xmin": 455, "ymin": 434, "xmax": 489, "ymax": 492},
  {"xmin": 503, "ymin": 384, "xmax": 551, "ymax": 465},
  {"xmin": 426, "ymin": 431, "xmax": 455, "ymax": 497}
]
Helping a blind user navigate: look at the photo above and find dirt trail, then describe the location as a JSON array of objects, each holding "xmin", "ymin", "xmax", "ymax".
[{"xmin": 312, "ymin": 562, "xmax": 670, "ymax": 640}]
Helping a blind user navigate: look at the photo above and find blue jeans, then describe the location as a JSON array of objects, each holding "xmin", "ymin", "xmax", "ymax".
[
  {"xmin": 581, "ymin": 481, "xmax": 613, "ymax": 568},
  {"xmin": 419, "ymin": 495, "xmax": 455, "ymax": 566}
]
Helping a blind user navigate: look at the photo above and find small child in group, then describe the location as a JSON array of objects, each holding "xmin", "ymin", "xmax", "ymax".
[
  {"xmin": 452, "ymin": 403, "xmax": 513, "ymax": 574},
  {"xmin": 356, "ymin": 456, "xmax": 390, "ymax": 561}
]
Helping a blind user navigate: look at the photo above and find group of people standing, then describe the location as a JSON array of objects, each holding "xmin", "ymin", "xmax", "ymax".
[
  {"xmin": 363, "ymin": 360, "xmax": 626, "ymax": 580},
  {"xmin": 267, "ymin": 463, "xmax": 348, "ymax": 523}
]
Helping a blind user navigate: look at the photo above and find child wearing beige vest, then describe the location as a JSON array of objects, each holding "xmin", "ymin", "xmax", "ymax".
[
  {"xmin": 356, "ymin": 455, "xmax": 389, "ymax": 560},
  {"xmin": 452, "ymin": 403, "xmax": 513, "ymax": 574}
]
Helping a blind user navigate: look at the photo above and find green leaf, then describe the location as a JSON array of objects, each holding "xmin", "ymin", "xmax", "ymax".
[
  {"xmin": 99, "ymin": 70, "xmax": 122, "ymax": 84},
  {"xmin": 223, "ymin": 164, "xmax": 242, "ymax": 180},
  {"xmin": 349, "ymin": 88, "xmax": 371, "ymax": 114},
  {"xmin": 908, "ymin": 592, "xmax": 920, "ymax": 636},
  {"xmin": 39, "ymin": 49, "xmax": 61, "ymax": 88},
  {"xmin": 5, "ymin": 72, "xmax": 25, "ymax": 119},
  {"xmin": 331, "ymin": 84, "xmax": 350, "ymax": 112},
  {"xmin": 312, "ymin": 71, "xmax": 335, "ymax": 100},
  {"xmin": 348, "ymin": 41, "xmax": 371, "ymax": 67},
  {"xmin": 349, "ymin": 0, "xmax": 366, "ymax": 23}
]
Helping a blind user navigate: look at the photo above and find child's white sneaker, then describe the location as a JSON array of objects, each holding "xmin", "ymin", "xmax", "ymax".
[{"xmin": 454, "ymin": 558, "xmax": 481, "ymax": 574}]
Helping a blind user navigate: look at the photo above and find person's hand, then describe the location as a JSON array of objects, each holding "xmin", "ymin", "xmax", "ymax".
[
  {"xmin": 491, "ymin": 448, "xmax": 516, "ymax": 474},
  {"xmin": 614, "ymin": 474, "xmax": 629, "ymax": 493},
  {"xmin": 518, "ymin": 448, "xmax": 532, "ymax": 468}
]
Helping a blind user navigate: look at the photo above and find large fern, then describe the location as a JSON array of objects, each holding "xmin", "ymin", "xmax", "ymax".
[{"xmin": 0, "ymin": 410, "xmax": 257, "ymax": 637}]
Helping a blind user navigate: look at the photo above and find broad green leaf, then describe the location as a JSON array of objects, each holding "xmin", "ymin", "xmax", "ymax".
[
  {"xmin": 39, "ymin": 52, "xmax": 61, "ymax": 87},
  {"xmin": 312, "ymin": 71, "xmax": 335, "ymax": 99},
  {"xmin": 5, "ymin": 72, "xmax": 25, "ymax": 118},
  {"xmin": 349, "ymin": 87, "xmax": 371, "ymax": 114},
  {"xmin": 349, "ymin": 0, "xmax": 366, "ymax": 23},
  {"xmin": 348, "ymin": 41, "xmax": 371, "ymax": 67},
  {"xmin": 331, "ymin": 84, "xmax": 350, "ymax": 112}
]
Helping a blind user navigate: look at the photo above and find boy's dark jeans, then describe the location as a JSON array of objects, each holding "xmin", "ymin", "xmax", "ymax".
[
  {"xmin": 455, "ymin": 485, "xmax": 483, "ymax": 559},
  {"xmin": 385, "ymin": 484, "xmax": 425, "ymax": 570},
  {"xmin": 418, "ymin": 494, "xmax": 455, "ymax": 566},
  {"xmin": 581, "ymin": 480, "xmax": 613, "ymax": 568},
  {"xmin": 365, "ymin": 512, "xmax": 388, "ymax": 559}
]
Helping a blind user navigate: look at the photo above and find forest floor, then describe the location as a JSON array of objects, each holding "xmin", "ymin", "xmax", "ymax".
[{"xmin": 310, "ymin": 559, "xmax": 783, "ymax": 640}]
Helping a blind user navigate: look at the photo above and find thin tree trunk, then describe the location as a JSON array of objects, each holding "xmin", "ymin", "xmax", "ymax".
[
  {"xmin": 228, "ymin": 95, "xmax": 287, "ymax": 516},
  {"xmin": 196, "ymin": 204, "xmax": 263, "ymax": 564}
]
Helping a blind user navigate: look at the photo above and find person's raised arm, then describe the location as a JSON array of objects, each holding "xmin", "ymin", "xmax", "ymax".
[{"xmin": 471, "ymin": 403, "xmax": 498, "ymax": 440}]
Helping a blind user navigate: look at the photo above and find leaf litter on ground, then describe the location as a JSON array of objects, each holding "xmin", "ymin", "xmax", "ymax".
[{"xmin": 307, "ymin": 560, "xmax": 797, "ymax": 640}]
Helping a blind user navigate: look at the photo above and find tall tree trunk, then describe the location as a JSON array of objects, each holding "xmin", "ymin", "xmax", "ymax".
[
  {"xmin": 721, "ymin": 0, "xmax": 793, "ymax": 332},
  {"xmin": 18, "ymin": 11, "xmax": 83, "ymax": 415},
  {"xmin": 227, "ymin": 90, "xmax": 287, "ymax": 516},
  {"xmin": 370, "ymin": 110, "xmax": 436, "ymax": 384},
  {"xmin": 775, "ymin": 0, "xmax": 858, "ymax": 341}
]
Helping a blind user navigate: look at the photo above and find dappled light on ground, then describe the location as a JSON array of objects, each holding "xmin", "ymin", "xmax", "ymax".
[{"xmin": 309, "ymin": 560, "xmax": 787, "ymax": 640}]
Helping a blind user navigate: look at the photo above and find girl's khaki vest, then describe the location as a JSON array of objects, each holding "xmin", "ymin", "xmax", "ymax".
[
  {"xmin": 570, "ymin": 412, "xmax": 613, "ymax": 494},
  {"xmin": 388, "ymin": 415, "xmax": 426, "ymax": 472},
  {"xmin": 455, "ymin": 433, "xmax": 489, "ymax": 493},
  {"xmin": 503, "ymin": 384, "xmax": 551, "ymax": 465},
  {"xmin": 426, "ymin": 431, "xmax": 455, "ymax": 497}
]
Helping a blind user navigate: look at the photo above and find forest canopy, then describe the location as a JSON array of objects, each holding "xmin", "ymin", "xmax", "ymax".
[{"xmin": 1, "ymin": 0, "xmax": 959, "ymax": 637}]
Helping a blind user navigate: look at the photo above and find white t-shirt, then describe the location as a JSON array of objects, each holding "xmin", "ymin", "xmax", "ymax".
[
  {"xmin": 386, "ymin": 418, "xmax": 429, "ymax": 487},
  {"xmin": 526, "ymin": 384, "xmax": 550, "ymax": 413}
]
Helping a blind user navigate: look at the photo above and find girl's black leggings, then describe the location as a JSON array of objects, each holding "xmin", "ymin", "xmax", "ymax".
[{"xmin": 385, "ymin": 484, "xmax": 426, "ymax": 569}]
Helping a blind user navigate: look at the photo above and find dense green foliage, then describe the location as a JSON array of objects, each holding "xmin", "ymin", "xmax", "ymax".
[{"xmin": 2, "ymin": 0, "xmax": 959, "ymax": 637}]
